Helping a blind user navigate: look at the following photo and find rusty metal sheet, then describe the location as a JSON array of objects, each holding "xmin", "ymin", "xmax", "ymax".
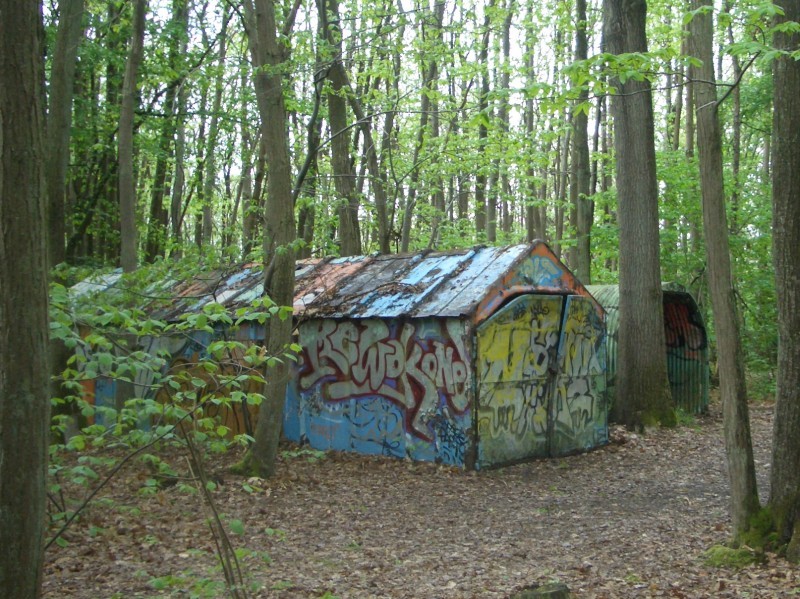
[
  {"xmin": 293, "ymin": 256, "xmax": 371, "ymax": 314},
  {"xmin": 82, "ymin": 242, "xmax": 594, "ymax": 326},
  {"xmin": 432, "ymin": 245, "xmax": 530, "ymax": 318},
  {"xmin": 355, "ymin": 252, "xmax": 477, "ymax": 318}
]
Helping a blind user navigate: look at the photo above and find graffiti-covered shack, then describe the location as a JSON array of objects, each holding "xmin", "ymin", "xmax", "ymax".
[
  {"xmin": 287, "ymin": 242, "xmax": 608, "ymax": 469},
  {"xmin": 76, "ymin": 242, "xmax": 608, "ymax": 470}
]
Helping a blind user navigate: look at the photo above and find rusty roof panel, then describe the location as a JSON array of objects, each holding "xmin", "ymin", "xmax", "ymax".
[
  {"xmin": 430, "ymin": 245, "xmax": 530, "ymax": 317},
  {"xmin": 75, "ymin": 242, "xmax": 589, "ymax": 324},
  {"xmin": 293, "ymin": 256, "xmax": 370, "ymax": 314}
]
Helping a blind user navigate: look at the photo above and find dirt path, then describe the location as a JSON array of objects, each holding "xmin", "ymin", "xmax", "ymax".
[{"xmin": 43, "ymin": 402, "xmax": 799, "ymax": 598}]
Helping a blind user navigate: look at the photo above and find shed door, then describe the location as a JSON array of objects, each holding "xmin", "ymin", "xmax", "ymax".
[
  {"xmin": 476, "ymin": 294, "xmax": 563, "ymax": 467},
  {"xmin": 550, "ymin": 295, "xmax": 608, "ymax": 455}
]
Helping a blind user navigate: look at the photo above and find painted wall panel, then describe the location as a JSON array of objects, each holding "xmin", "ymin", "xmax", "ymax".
[
  {"xmin": 551, "ymin": 296, "xmax": 608, "ymax": 455},
  {"xmin": 286, "ymin": 317, "xmax": 473, "ymax": 466},
  {"xmin": 476, "ymin": 295, "xmax": 563, "ymax": 467}
]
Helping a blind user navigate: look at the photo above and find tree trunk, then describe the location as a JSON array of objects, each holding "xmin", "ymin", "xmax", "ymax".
[
  {"xmin": 688, "ymin": 0, "xmax": 760, "ymax": 540},
  {"xmin": 46, "ymin": 0, "xmax": 85, "ymax": 269},
  {"xmin": 45, "ymin": 0, "xmax": 86, "ymax": 435},
  {"xmin": 241, "ymin": 0, "xmax": 297, "ymax": 478},
  {"xmin": 170, "ymin": 79, "xmax": 188, "ymax": 247},
  {"xmin": 119, "ymin": 0, "xmax": 147, "ymax": 272},
  {"xmin": 604, "ymin": 0, "xmax": 674, "ymax": 428},
  {"xmin": 0, "ymin": 2, "xmax": 51, "ymax": 596},
  {"xmin": 318, "ymin": 0, "xmax": 360, "ymax": 256},
  {"xmin": 201, "ymin": 8, "xmax": 229, "ymax": 248},
  {"xmin": 571, "ymin": 0, "xmax": 592, "ymax": 283},
  {"xmin": 770, "ymin": 0, "xmax": 800, "ymax": 562},
  {"xmin": 474, "ymin": 6, "xmax": 492, "ymax": 240},
  {"xmin": 400, "ymin": 2, "xmax": 443, "ymax": 253},
  {"xmin": 145, "ymin": 0, "xmax": 188, "ymax": 261},
  {"xmin": 724, "ymin": 1, "xmax": 742, "ymax": 234}
]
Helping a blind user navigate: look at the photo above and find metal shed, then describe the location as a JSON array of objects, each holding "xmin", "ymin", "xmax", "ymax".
[
  {"xmin": 585, "ymin": 284, "xmax": 709, "ymax": 414},
  {"xmin": 76, "ymin": 242, "xmax": 609, "ymax": 469},
  {"xmin": 286, "ymin": 242, "xmax": 608, "ymax": 469}
]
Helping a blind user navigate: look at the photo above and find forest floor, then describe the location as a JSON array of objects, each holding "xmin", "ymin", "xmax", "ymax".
[{"xmin": 42, "ymin": 399, "xmax": 800, "ymax": 599}]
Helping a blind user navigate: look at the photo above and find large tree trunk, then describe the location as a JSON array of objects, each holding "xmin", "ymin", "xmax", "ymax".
[
  {"xmin": 241, "ymin": 0, "xmax": 297, "ymax": 478},
  {"xmin": 688, "ymin": 0, "xmax": 760, "ymax": 541},
  {"xmin": 604, "ymin": 0, "xmax": 674, "ymax": 428},
  {"xmin": 770, "ymin": 0, "xmax": 800, "ymax": 562},
  {"xmin": 0, "ymin": 2, "xmax": 51, "ymax": 596},
  {"xmin": 119, "ymin": 0, "xmax": 147, "ymax": 272}
]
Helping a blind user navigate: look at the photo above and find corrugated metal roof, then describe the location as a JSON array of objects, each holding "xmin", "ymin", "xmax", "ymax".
[
  {"xmin": 299, "ymin": 245, "xmax": 534, "ymax": 319},
  {"xmin": 74, "ymin": 242, "xmax": 592, "ymax": 322}
]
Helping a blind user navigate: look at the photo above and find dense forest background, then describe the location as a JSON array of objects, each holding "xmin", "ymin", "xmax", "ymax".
[{"xmin": 45, "ymin": 0, "xmax": 777, "ymax": 381}]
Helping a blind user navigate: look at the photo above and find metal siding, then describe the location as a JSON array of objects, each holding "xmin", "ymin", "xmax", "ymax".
[
  {"xmin": 585, "ymin": 285, "xmax": 709, "ymax": 414},
  {"xmin": 286, "ymin": 316, "xmax": 473, "ymax": 466},
  {"xmin": 475, "ymin": 295, "xmax": 563, "ymax": 467},
  {"xmin": 663, "ymin": 292, "xmax": 710, "ymax": 414},
  {"xmin": 550, "ymin": 296, "xmax": 608, "ymax": 455}
]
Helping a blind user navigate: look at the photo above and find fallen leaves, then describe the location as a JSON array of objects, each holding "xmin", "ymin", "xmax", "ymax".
[{"xmin": 41, "ymin": 400, "xmax": 799, "ymax": 598}]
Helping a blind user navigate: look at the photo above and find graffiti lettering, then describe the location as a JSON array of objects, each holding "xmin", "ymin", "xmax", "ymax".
[{"xmin": 298, "ymin": 319, "xmax": 469, "ymax": 441}]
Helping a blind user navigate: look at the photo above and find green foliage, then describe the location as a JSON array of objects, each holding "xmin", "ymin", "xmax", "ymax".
[
  {"xmin": 47, "ymin": 260, "xmax": 298, "ymax": 549},
  {"xmin": 703, "ymin": 545, "xmax": 764, "ymax": 569},
  {"xmin": 281, "ymin": 447, "xmax": 327, "ymax": 463}
]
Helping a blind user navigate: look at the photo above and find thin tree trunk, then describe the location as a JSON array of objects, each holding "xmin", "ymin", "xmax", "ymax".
[
  {"xmin": 688, "ymin": 0, "xmax": 760, "ymax": 540},
  {"xmin": 201, "ymin": 8, "xmax": 229, "ymax": 248},
  {"xmin": 46, "ymin": 0, "xmax": 85, "ymax": 269},
  {"xmin": 240, "ymin": 0, "xmax": 297, "ymax": 478},
  {"xmin": 318, "ymin": 0, "xmax": 360, "ymax": 256},
  {"xmin": 145, "ymin": 0, "xmax": 188, "ymax": 261},
  {"xmin": 725, "ymin": 1, "xmax": 742, "ymax": 234},
  {"xmin": 474, "ymin": 4, "xmax": 493, "ymax": 239},
  {"xmin": 571, "ymin": 0, "xmax": 592, "ymax": 282},
  {"xmin": 170, "ymin": 79, "xmax": 188, "ymax": 246},
  {"xmin": 400, "ymin": 2, "xmax": 444, "ymax": 252},
  {"xmin": 119, "ymin": 0, "xmax": 147, "ymax": 272}
]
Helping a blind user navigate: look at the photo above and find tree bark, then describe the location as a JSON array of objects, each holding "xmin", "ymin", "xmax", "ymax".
[
  {"xmin": 318, "ymin": 0, "xmax": 361, "ymax": 256},
  {"xmin": 474, "ymin": 5, "xmax": 492, "ymax": 239},
  {"xmin": 0, "ymin": 2, "xmax": 51, "ymax": 596},
  {"xmin": 241, "ymin": 0, "xmax": 297, "ymax": 478},
  {"xmin": 145, "ymin": 0, "xmax": 188, "ymax": 261},
  {"xmin": 571, "ymin": 0, "xmax": 592, "ymax": 283},
  {"xmin": 604, "ymin": 0, "xmax": 674, "ymax": 428},
  {"xmin": 770, "ymin": 0, "xmax": 800, "ymax": 562},
  {"xmin": 46, "ymin": 0, "xmax": 85, "ymax": 269},
  {"xmin": 119, "ymin": 0, "xmax": 147, "ymax": 272},
  {"xmin": 688, "ymin": 0, "xmax": 760, "ymax": 540},
  {"xmin": 201, "ymin": 7, "xmax": 229, "ymax": 248}
]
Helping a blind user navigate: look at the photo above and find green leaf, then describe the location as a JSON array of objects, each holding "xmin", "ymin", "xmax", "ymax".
[{"xmin": 229, "ymin": 519, "xmax": 245, "ymax": 535}]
